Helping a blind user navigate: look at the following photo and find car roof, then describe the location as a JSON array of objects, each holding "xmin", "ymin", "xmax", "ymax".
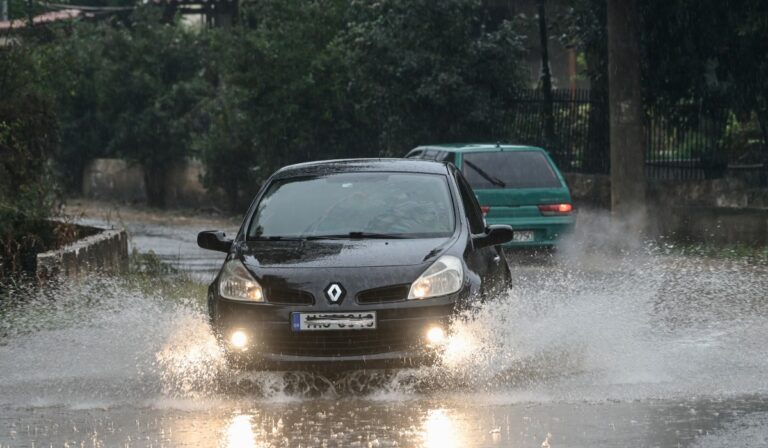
[
  {"xmin": 411, "ymin": 143, "xmax": 546, "ymax": 153},
  {"xmin": 273, "ymin": 158, "xmax": 451, "ymax": 179}
]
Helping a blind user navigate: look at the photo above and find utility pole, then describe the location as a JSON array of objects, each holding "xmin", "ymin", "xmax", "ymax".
[
  {"xmin": 607, "ymin": 0, "xmax": 646, "ymax": 228},
  {"xmin": 1, "ymin": 0, "xmax": 8, "ymax": 21}
]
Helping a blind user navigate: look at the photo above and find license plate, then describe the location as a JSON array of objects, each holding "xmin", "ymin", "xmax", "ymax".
[
  {"xmin": 513, "ymin": 230, "xmax": 534, "ymax": 242},
  {"xmin": 291, "ymin": 312, "xmax": 377, "ymax": 331}
]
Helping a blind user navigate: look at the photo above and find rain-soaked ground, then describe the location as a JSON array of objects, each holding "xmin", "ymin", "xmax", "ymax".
[{"xmin": 1, "ymin": 206, "xmax": 767, "ymax": 447}]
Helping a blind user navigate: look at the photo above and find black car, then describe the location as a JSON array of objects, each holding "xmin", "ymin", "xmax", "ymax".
[{"xmin": 198, "ymin": 159, "xmax": 514, "ymax": 370}]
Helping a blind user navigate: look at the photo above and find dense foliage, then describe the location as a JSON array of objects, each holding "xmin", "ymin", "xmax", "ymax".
[
  {"xmin": 6, "ymin": 0, "xmax": 528, "ymax": 209},
  {"xmin": 562, "ymin": 0, "xmax": 768, "ymax": 165},
  {"xmin": 196, "ymin": 0, "xmax": 527, "ymax": 209},
  {"xmin": 33, "ymin": 9, "xmax": 207, "ymax": 205},
  {"xmin": 0, "ymin": 45, "xmax": 58, "ymax": 278},
  {"xmin": 2, "ymin": 0, "xmax": 766, "ymax": 213}
]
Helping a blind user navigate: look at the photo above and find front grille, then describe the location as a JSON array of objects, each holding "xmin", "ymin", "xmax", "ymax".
[
  {"xmin": 357, "ymin": 285, "xmax": 409, "ymax": 304},
  {"xmin": 262, "ymin": 329, "xmax": 418, "ymax": 356},
  {"xmin": 266, "ymin": 288, "xmax": 314, "ymax": 305}
]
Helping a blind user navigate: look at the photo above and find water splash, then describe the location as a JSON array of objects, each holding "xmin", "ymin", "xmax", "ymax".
[{"xmin": 1, "ymin": 232, "xmax": 767, "ymax": 407}]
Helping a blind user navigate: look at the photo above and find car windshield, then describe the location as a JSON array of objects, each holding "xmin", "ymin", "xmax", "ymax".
[
  {"xmin": 461, "ymin": 151, "xmax": 562, "ymax": 189},
  {"xmin": 247, "ymin": 172, "xmax": 455, "ymax": 239}
]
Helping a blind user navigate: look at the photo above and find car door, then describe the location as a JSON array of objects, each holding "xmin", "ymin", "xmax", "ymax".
[{"xmin": 452, "ymin": 166, "xmax": 507, "ymax": 294}]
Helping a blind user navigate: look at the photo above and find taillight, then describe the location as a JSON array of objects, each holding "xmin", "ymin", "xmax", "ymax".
[
  {"xmin": 538, "ymin": 203, "xmax": 573, "ymax": 215},
  {"xmin": 480, "ymin": 206, "xmax": 491, "ymax": 217}
]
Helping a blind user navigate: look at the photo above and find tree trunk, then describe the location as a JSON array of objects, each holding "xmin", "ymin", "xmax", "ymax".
[
  {"xmin": 537, "ymin": 0, "xmax": 557, "ymax": 161},
  {"xmin": 144, "ymin": 164, "xmax": 167, "ymax": 208},
  {"xmin": 607, "ymin": 0, "xmax": 647, "ymax": 226},
  {"xmin": 226, "ymin": 177, "xmax": 240, "ymax": 213}
]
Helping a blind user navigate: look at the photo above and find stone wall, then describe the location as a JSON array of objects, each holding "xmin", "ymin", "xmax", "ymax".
[
  {"xmin": 563, "ymin": 173, "xmax": 611, "ymax": 209},
  {"xmin": 564, "ymin": 173, "xmax": 768, "ymax": 210},
  {"xmin": 82, "ymin": 159, "xmax": 146, "ymax": 203},
  {"xmin": 563, "ymin": 173, "xmax": 768, "ymax": 245},
  {"xmin": 82, "ymin": 158, "xmax": 214, "ymax": 208},
  {"xmin": 36, "ymin": 225, "xmax": 129, "ymax": 278},
  {"xmin": 654, "ymin": 206, "xmax": 768, "ymax": 246}
]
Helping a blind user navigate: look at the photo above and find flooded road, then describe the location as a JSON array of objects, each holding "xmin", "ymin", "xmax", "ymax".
[
  {"xmin": 1, "ymin": 208, "xmax": 767, "ymax": 447},
  {"xmin": 69, "ymin": 201, "xmax": 239, "ymax": 280}
]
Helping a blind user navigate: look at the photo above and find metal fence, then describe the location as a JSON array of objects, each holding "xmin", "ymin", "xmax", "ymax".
[
  {"xmin": 506, "ymin": 88, "xmax": 609, "ymax": 174},
  {"xmin": 505, "ymin": 89, "xmax": 768, "ymax": 185}
]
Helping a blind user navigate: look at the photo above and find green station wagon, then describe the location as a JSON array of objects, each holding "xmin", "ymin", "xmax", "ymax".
[{"xmin": 405, "ymin": 144, "xmax": 575, "ymax": 247}]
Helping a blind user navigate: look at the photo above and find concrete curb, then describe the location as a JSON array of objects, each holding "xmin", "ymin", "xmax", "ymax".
[{"xmin": 36, "ymin": 226, "xmax": 129, "ymax": 279}]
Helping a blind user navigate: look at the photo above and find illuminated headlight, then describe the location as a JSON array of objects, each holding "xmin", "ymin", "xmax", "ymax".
[
  {"xmin": 426, "ymin": 326, "xmax": 446, "ymax": 345},
  {"xmin": 219, "ymin": 259, "xmax": 264, "ymax": 302},
  {"xmin": 230, "ymin": 330, "xmax": 248, "ymax": 349},
  {"xmin": 408, "ymin": 255, "xmax": 463, "ymax": 300}
]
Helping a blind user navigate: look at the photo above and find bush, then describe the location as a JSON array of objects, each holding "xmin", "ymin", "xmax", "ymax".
[
  {"xmin": 195, "ymin": 0, "xmax": 527, "ymax": 210},
  {"xmin": 0, "ymin": 45, "xmax": 59, "ymax": 279},
  {"xmin": 10, "ymin": 2, "xmax": 529, "ymax": 212},
  {"xmin": 38, "ymin": 9, "xmax": 207, "ymax": 205},
  {"xmin": 338, "ymin": 0, "xmax": 527, "ymax": 154}
]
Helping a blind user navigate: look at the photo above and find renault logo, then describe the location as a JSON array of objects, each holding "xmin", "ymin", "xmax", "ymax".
[{"xmin": 325, "ymin": 283, "xmax": 345, "ymax": 304}]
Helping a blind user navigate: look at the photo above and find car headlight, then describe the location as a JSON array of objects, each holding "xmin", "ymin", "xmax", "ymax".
[
  {"xmin": 219, "ymin": 259, "xmax": 264, "ymax": 302},
  {"xmin": 408, "ymin": 255, "xmax": 463, "ymax": 300}
]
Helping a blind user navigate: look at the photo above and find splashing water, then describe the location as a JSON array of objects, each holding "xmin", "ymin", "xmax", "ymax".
[{"xmin": 1, "ymin": 232, "xmax": 767, "ymax": 409}]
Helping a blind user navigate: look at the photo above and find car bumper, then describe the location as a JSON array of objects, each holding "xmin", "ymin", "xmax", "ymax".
[
  {"xmin": 212, "ymin": 293, "xmax": 460, "ymax": 370},
  {"xmin": 485, "ymin": 216, "xmax": 575, "ymax": 247}
]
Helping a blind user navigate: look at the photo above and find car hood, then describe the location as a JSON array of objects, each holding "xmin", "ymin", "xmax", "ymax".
[{"xmin": 239, "ymin": 237, "xmax": 453, "ymax": 269}]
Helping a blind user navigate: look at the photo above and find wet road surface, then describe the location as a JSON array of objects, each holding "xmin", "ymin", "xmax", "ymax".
[
  {"xmin": 70, "ymin": 202, "xmax": 238, "ymax": 281},
  {"xmin": 1, "ymin": 209, "xmax": 767, "ymax": 447}
]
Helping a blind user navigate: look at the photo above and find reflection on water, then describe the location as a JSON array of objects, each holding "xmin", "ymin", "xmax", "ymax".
[
  {"xmin": 423, "ymin": 409, "xmax": 460, "ymax": 448},
  {"xmin": 224, "ymin": 414, "xmax": 259, "ymax": 448}
]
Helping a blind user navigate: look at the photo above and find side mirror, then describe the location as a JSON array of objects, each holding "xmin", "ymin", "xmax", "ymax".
[
  {"xmin": 197, "ymin": 230, "xmax": 233, "ymax": 253},
  {"xmin": 473, "ymin": 225, "xmax": 514, "ymax": 249}
]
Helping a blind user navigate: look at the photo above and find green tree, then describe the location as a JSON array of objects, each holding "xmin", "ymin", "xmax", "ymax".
[
  {"xmin": 557, "ymin": 0, "xmax": 609, "ymax": 173},
  {"xmin": 338, "ymin": 0, "xmax": 527, "ymax": 154},
  {"xmin": 195, "ymin": 0, "xmax": 358, "ymax": 210},
  {"xmin": 195, "ymin": 84, "xmax": 260, "ymax": 212},
  {"xmin": 97, "ymin": 9, "xmax": 207, "ymax": 206},
  {"xmin": 0, "ymin": 44, "xmax": 58, "ymax": 277},
  {"xmin": 33, "ymin": 24, "xmax": 112, "ymax": 192}
]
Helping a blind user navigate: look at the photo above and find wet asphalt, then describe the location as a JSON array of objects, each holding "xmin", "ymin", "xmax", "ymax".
[{"xmin": 0, "ymin": 210, "xmax": 766, "ymax": 447}]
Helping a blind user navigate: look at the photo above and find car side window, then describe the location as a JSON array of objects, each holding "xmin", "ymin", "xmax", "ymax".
[
  {"xmin": 423, "ymin": 149, "xmax": 438, "ymax": 160},
  {"xmin": 405, "ymin": 149, "xmax": 423, "ymax": 159},
  {"xmin": 437, "ymin": 151, "xmax": 455, "ymax": 164},
  {"xmin": 454, "ymin": 170, "xmax": 485, "ymax": 234}
]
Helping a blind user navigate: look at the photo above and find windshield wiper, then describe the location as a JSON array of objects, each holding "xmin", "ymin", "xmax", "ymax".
[
  {"xmin": 248, "ymin": 235, "xmax": 304, "ymax": 241},
  {"xmin": 464, "ymin": 160, "xmax": 506, "ymax": 187},
  {"xmin": 304, "ymin": 232, "xmax": 407, "ymax": 240}
]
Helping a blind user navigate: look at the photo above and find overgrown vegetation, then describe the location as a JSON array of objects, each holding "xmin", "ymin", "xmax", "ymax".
[
  {"xmin": 0, "ymin": 44, "xmax": 59, "ymax": 280},
  {"xmin": 4, "ymin": 0, "xmax": 765, "ymax": 209},
  {"xmin": 5, "ymin": 0, "xmax": 529, "ymax": 210},
  {"xmin": 126, "ymin": 249, "xmax": 207, "ymax": 306}
]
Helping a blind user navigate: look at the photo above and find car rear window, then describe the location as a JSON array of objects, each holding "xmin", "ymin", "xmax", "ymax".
[
  {"xmin": 461, "ymin": 151, "xmax": 562, "ymax": 189},
  {"xmin": 248, "ymin": 172, "xmax": 455, "ymax": 239}
]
